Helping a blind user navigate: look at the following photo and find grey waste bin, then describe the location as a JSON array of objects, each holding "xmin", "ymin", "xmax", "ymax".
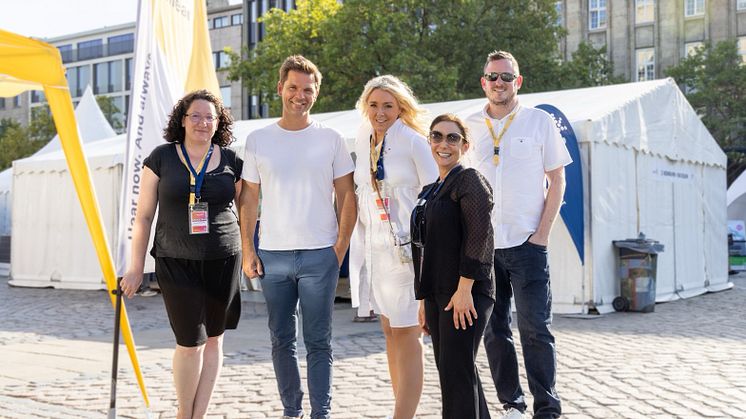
[{"xmin": 612, "ymin": 233, "xmax": 664, "ymax": 313}]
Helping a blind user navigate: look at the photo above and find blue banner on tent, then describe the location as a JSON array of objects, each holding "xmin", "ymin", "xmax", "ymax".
[{"xmin": 535, "ymin": 104, "xmax": 584, "ymax": 264}]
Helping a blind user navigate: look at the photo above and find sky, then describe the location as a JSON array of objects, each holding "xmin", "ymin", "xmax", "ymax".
[{"xmin": 1, "ymin": 0, "xmax": 241, "ymax": 39}]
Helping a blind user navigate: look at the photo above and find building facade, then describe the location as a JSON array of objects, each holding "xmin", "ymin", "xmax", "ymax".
[{"xmin": 558, "ymin": 0, "xmax": 746, "ymax": 81}]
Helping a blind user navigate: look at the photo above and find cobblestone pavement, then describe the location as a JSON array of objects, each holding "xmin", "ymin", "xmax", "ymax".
[{"xmin": 1, "ymin": 274, "xmax": 745, "ymax": 418}]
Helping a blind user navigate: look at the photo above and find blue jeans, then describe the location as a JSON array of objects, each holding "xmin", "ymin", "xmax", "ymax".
[
  {"xmin": 258, "ymin": 247, "xmax": 339, "ymax": 419},
  {"xmin": 483, "ymin": 240, "xmax": 561, "ymax": 418}
]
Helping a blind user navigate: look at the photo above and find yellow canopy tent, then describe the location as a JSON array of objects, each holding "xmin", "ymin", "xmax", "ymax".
[{"xmin": 0, "ymin": 29, "xmax": 150, "ymax": 407}]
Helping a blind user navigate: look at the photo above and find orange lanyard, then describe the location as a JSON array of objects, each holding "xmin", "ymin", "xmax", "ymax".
[{"xmin": 484, "ymin": 110, "xmax": 517, "ymax": 166}]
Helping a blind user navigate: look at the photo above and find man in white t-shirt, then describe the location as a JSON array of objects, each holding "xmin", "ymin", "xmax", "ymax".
[
  {"xmin": 465, "ymin": 51, "xmax": 571, "ymax": 419},
  {"xmin": 239, "ymin": 55, "xmax": 356, "ymax": 419}
]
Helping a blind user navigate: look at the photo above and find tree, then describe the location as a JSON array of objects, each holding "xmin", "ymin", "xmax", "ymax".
[
  {"xmin": 227, "ymin": 0, "xmax": 565, "ymax": 115},
  {"xmin": 0, "ymin": 118, "xmax": 47, "ymax": 170},
  {"xmin": 665, "ymin": 39, "xmax": 746, "ymax": 149},
  {"xmin": 95, "ymin": 96, "xmax": 125, "ymax": 133},
  {"xmin": 557, "ymin": 42, "xmax": 624, "ymax": 89}
]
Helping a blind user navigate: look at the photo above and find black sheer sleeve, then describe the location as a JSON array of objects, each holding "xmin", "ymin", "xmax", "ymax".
[{"xmin": 451, "ymin": 168, "xmax": 494, "ymax": 282}]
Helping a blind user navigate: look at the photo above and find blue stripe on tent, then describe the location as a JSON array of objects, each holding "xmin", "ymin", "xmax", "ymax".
[{"xmin": 535, "ymin": 104, "xmax": 584, "ymax": 264}]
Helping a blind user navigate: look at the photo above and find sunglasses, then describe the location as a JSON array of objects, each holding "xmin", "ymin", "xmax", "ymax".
[
  {"xmin": 483, "ymin": 72, "xmax": 518, "ymax": 83},
  {"xmin": 429, "ymin": 130, "xmax": 465, "ymax": 145}
]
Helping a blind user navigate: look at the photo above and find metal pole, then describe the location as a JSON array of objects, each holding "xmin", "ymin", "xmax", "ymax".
[{"xmin": 108, "ymin": 280, "xmax": 123, "ymax": 419}]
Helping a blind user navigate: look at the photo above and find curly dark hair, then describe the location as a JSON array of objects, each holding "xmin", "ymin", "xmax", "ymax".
[{"xmin": 163, "ymin": 89, "xmax": 234, "ymax": 146}]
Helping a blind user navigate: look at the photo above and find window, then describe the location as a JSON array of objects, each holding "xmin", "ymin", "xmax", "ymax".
[
  {"xmin": 77, "ymin": 39, "xmax": 103, "ymax": 60},
  {"xmin": 68, "ymin": 65, "xmax": 91, "ymax": 97},
  {"xmin": 125, "ymin": 58, "xmax": 133, "ymax": 91},
  {"xmin": 220, "ymin": 86, "xmax": 231, "ymax": 109},
  {"xmin": 738, "ymin": 0, "xmax": 746, "ymax": 10},
  {"xmin": 685, "ymin": 41, "xmax": 703, "ymax": 57},
  {"xmin": 636, "ymin": 48, "xmax": 655, "ymax": 81},
  {"xmin": 0, "ymin": 98, "xmax": 5, "ymax": 110},
  {"xmin": 107, "ymin": 33, "xmax": 134, "ymax": 55},
  {"xmin": 231, "ymin": 14, "xmax": 243, "ymax": 25},
  {"xmin": 636, "ymin": 0, "xmax": 654, "ymax": 23},
  {"xmin": 555, "ymin": 1, "xmax": 563, "ymax": 26},
  {"xmin": 213, "ymin": 50, "xmax": 231, "ymax": 69},
  {"xmin": 30, "ymin": 90, "xmax": 45, "ymax": 104},
  {"xmin": 589, "ymin": 0, "xmax": 606, "ymax": 30},
  {"xmin": 213, "ymin": 16, "xmax": 229, "ymax": 29},
  {"xmin": 739, "ymin": 37, "xmax": 746, "ymax": 65},
  {"xmin": 684, "ymin": 0, "xmax": 705, "ymax": 17},
  {"xmin": 58, "ymin": 44, "xmax": 73, "ymax": 63},
  {"xmin": 94, "ymin": 60, "xmax": 124, "ymax": 94},
  {"xmin": 13, "ymin": 95, "xmax": 20, "ymax": 108}
]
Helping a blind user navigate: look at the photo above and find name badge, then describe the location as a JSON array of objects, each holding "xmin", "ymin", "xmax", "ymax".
[
  {"xmin": 372, "ymin": 192, "xmax": 390, "ymax": 222},
  {"xmin": 189, "ymin": 202, "xmax": 209, "ymax": 235}
]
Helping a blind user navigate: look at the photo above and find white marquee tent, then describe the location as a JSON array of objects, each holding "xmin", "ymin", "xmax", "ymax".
[
  {"xmin": 8, "ymin": 79, "xmax": 731, "ymax": 314},
  {"xmin": 1, "ymin": 86, "xmax": 115, "ymax": 277}
]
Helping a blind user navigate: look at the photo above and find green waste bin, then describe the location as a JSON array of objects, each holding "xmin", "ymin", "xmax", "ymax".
[{"xmin": 612, "ymin": 233, "xmax": 664, "ymax": 313}]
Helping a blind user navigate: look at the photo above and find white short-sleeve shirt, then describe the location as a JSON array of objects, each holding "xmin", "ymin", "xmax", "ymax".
[
  {"xmin": 465, "ymin": 104, "xmax": 572, "ymax": 249},
  {"xmin": 242, "ymin": 120, "xmax": 355, "ymax": 250}
]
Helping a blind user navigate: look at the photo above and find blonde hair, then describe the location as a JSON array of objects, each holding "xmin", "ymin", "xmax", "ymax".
[{"xmin": 355, "ymin": 75, "xmax": 428, "ymax": 136}]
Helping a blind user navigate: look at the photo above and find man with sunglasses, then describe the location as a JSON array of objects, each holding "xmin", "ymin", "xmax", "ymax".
[{"xmin": 465, "ymin": 50, "xmax": 571, "ymax": 419}]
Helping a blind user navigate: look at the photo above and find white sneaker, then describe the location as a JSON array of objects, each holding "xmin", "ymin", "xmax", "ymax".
[{"xmin": 500, "ymin": 408, "xmax": 525, "ymax": 419}]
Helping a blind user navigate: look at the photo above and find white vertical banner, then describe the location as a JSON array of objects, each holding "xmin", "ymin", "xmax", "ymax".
[{"xmin": 116, "ymin": 0, "xmax": 220, "ymax": 275}]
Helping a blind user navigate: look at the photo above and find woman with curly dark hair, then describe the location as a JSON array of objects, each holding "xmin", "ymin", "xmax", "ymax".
[{"xmin": 121, "ymin": 89, "xmax": 243, "ymax": 419}]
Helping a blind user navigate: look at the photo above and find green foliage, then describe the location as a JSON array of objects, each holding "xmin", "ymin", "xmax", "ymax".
[
  {"xmin": 665, "ymin": 39, "xmax": 746, "ymax": 149},
  {"xmin": 557, "ymin": 42, "xmax": 624, "ymax": 89},
  {"xmin": 0, "ymin": 114, "xmax": 51, "ymax": 170},
  {"xmin": 95, "ymin": 96, "xmax": 125, "ymax": 133},
  {"xmin": 227, "ymin": 0, "xmax": 565, "ymax": 116}
]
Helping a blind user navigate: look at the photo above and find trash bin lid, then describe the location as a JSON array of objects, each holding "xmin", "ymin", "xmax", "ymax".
[{"xmin": 612, "ymin": 232, "xmax": 664, "ymax": 254}]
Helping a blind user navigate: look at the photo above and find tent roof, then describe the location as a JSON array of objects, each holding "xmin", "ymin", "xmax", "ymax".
[{"xmin": 35, "ymin": 85, "xmax": 117, "ymax": 155}]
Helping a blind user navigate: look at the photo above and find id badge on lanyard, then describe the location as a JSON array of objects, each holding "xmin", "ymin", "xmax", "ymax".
[
  {"xmin": 189, "ymin": 202, "xmax": 209, "ymax": 234},
  {"xmin": 181, "ymin": 142, "xmax": 214, "ymax": 235},
  {"xmin": 373, "ymin": 192, "xmax": 390, "ymax": 222}
]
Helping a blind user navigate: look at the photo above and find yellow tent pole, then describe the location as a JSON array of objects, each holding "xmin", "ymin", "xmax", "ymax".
[{"xmin": 45, "ymin": 86, "xmax": 150, "ymax": 407}]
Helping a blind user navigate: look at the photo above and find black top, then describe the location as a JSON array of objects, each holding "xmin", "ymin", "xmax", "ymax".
[
  {"xmin": 411, "ymin": 166, "xmax": 495, "ymax": 300},
  {"xmin": 144, "ymin": 143, "xmax": 243, "ymax": 260}
]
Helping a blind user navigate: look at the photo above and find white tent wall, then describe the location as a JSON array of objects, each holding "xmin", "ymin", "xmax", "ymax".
[
  {"xmin": 10, "ymin": 156, "xmax": 121, "ymax": 289},
  {"xmin": 704, "ymin": 165, "xmax": 729, "ymax": 292}
]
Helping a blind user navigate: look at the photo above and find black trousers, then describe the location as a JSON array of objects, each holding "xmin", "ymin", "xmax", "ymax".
[{"xmin": 425, "ymin": 292, "xmax": 493, "ymax": 419}]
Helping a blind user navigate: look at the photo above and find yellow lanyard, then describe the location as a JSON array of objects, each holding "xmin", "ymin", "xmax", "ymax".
[
  {"xmin": 484, "ymin": 110, "xmax": 517, "ymax": 166},
  {"xmin": 185, "ymin": 147, "xmax": 211, "ymax": 205}
]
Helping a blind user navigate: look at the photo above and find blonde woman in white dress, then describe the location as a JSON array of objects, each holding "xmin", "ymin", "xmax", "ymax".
[{"xmin": 349, "ymin": 75, "xmax": 438, "ymax": 419}]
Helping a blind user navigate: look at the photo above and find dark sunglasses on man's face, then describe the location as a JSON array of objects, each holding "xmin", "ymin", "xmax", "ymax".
[
  {"xmin": 483, "ymin": 72, "xmax": 518, "ymax": 83},
  {"xmin": 429, "ymin": 130, "xmax": 465, "ymax": 145}
]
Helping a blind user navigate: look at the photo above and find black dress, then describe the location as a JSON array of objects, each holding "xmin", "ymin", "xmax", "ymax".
[{"xmin": 411, "ymin": 165, "xmax": 495, "ymax": 419}]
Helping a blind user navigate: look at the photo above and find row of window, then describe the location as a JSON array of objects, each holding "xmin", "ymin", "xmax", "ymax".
[
  {"xmin": 635, "ymin": 37, "xmax": 746, "ymax": 82},
  {"xmin": 583, "ymin": 0, "xmax": 746, "ymax": 31},
  {"xmin": 0, "ymin": 97, "xmax": 21, "ymax": 110},
  {"xmin": 58, "ymin": 33, "xmax": 134, "ymax": 63},
  {"xmin": 213, "ymin": 13, "xmax": 243, "ymax": 29}
]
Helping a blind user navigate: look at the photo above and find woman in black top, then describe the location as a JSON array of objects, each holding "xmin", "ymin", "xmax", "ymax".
[
  {"xmin": 121, "ymin": 90, "xmax": 242, "ymax": 419},
  {"xmin": 412, "ymin": 113, "xmax": 495, "ymax": 419}
]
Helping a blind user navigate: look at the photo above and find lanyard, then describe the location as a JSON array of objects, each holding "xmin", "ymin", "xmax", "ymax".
[
  {"xmin": 180, "ymin": 142, "xmax": 214, "ymax": 205},
  {"xmin": 370, "ymin": 134, "xmax": 386, "ymax": 181},
  {"xmin": 484, "ymin": 109, "xmax": 517, "ymax": 166}
]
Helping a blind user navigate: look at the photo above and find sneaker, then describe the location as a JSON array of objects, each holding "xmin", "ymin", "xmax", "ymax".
[{"xmin": 500, "ymin": 408, "xmax": 525, "ymax": 419}]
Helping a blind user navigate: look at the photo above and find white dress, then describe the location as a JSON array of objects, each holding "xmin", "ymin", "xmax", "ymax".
[{"xmin": 349, "ymin": 119, "xmax": 438, "ymax": 327}]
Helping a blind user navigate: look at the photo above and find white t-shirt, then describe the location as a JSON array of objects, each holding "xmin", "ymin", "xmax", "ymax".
[
  {"xmin": 465, "ymin": 103, "xmax": 572, "ymax": 249},
  {"xmin": 242, "ymin": 120, "xmax": 355, "ymax": 250}
]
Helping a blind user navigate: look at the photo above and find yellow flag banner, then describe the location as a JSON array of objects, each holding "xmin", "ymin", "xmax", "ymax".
[
  {"xmin": 0, "ymin": 29, "xmax": 150, "ymax": 407},
  {"xmin": 116, "ymin": 0, "xmax": 219, "ymax": 274}
]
